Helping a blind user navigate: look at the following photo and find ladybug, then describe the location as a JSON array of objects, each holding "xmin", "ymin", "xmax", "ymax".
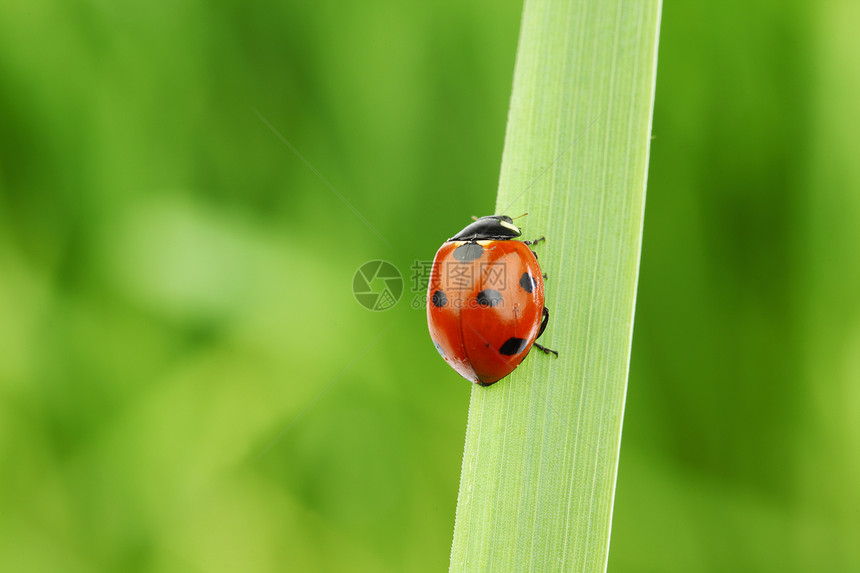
[{"xmin": 426, "ymin": 215, "xmax": 557, "ymax": 386}]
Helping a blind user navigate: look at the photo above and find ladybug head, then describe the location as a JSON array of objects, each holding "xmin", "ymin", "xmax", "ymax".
[{"xmin": 448, "ymin": 215, "xmax": 522, "ymax": 242}]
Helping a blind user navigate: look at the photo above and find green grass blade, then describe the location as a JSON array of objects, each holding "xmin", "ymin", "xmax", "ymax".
[{"xmin": 449, "ymin": 0, "xmax": 662, "ymax": 571}]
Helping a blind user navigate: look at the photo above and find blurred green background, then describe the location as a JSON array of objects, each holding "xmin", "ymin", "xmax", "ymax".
[{"xmin": 1, "ymin": 0, "xmax": 858, "ymax": 571}]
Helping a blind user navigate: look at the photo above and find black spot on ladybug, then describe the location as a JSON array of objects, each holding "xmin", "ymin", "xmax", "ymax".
[
  {"xmin": 432, "ymin": 290, "xmax": 448, "ymax": 308},
  {"xmin": 499, "ymin": 337, "xmax": 528, "ymax": 356},
  {"xmin": 453, "ymin": 242, "xmax": 484, "ymax": 262},
  {"xmin": 476, "ymin": 289, "xmax": 503, "ymax": 307},
  {"xmin": 434, "ymin": 341, "xmax": 446, "ymax": 358},
  {"xmin": 519, "ymin": 272, "xmax": 535, "ymax": 293}
]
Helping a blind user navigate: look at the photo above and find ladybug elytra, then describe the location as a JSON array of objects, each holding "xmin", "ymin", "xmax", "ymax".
[{"xmin": 426, "ymin": 215, "xmax": 557, "ymax": 386}]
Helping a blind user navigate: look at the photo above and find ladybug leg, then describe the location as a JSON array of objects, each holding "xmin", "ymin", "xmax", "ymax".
[
  {"xmin": 534, "ymin": 342, "xmax": 559, "ymax": 358},
  {"xmin": 534, "ymin": 307, "xmax": 559, "ymax": 357},
  {"xmin": 537, "ymin": 307, "xmax": 550, "ymax": 339},
  {"xmin": 524, "ymin": 237, "xmax": 545, "ymax": 259}
]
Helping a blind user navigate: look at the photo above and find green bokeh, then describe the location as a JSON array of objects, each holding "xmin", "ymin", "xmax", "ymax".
[{"xmin": 0, "ymin": 1, "xmax": 857, "ymax": 571}]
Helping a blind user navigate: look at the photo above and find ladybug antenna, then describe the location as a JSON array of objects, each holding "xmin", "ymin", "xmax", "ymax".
[{"xmin": 512, "ymin": 212, "xmax": 528, "ymax": 220}]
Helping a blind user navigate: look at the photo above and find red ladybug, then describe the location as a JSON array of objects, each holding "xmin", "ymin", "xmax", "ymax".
[{"xmin": 427, "ymin": 215, "xmax": 557, "ymax": 386}]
